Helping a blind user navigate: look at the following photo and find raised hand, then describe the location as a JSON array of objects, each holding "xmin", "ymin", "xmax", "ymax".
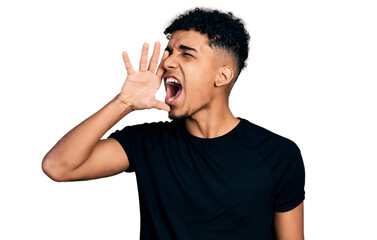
[{"xmin": 118, "ymin": 42, "xmax": 170, "ymax": 111}]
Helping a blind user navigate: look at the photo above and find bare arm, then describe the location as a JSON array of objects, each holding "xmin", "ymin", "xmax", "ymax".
[
  {"xmin": 274, "ymin": 202, "xmax": 304, "ymax": 240},
  {"xmin": 42, "ymin": 42, "xmax": 169, "ymax": 181}
]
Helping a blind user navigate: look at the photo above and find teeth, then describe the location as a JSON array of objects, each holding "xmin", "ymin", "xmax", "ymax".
[{"xmin": 166, "ymin": 78, "xmax": 180, "ymax": 85}]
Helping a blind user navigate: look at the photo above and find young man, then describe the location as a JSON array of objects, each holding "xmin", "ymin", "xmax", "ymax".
[{"xmin": 42, "ymin": 8, "xmax": 305, "ymax": 240}]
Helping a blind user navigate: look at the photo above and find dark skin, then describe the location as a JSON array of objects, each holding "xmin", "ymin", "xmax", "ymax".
[
  {"xmin": 42, "ymin": 29, "xmax": 304, "ymax": 239},
  {"xmin": 162, "ymin": 30, "xmax": 240, "ymax": 138}
]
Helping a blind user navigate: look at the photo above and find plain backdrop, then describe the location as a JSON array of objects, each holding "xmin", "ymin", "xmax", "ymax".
[{"xmin": 1, "ymin": 0, "xmax": 376, "ymax": 239}]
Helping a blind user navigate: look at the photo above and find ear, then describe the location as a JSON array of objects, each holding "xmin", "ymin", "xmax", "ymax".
[{"xmin": 215, "ymin": 66, "xmax": 234, "ymax": 87}]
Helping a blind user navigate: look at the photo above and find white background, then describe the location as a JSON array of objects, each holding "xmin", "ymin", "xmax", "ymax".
[{"xmin": 1, "ymin": 0, "xmax": 376, "ymax": 239}]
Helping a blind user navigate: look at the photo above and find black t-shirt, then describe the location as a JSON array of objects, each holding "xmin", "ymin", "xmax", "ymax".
[{"xmin": 109, "ymin": 118, "xmax": 305, "ymax": 240}]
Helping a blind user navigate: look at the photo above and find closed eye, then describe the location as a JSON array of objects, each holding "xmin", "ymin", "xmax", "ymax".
[{"xmin": 183, "ymin": 52, "xmax": 193, "ymax": 57}]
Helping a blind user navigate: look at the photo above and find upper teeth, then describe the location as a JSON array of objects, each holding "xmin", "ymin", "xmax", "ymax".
[{"xmin": 166, "ymin": 78, "xmax": 179, "ymax": 85}]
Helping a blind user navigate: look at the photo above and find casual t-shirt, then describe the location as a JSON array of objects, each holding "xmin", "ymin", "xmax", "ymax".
[{"xmin": 108, "ymin": 117, "xmax": 305, "ymax": 240}]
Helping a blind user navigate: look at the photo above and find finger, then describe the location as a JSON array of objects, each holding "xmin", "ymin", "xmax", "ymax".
[
  {"xmin": 122, "ymin": 51, "xmax": 135, "ymax": 75},
  {"xmin": 151, "ymin": 99, "xmax": 171, "ymax": 112},
  {"xmin": 156, "ymin": 50, "xmax": 169, "ymax": 79},
  {"xmin": 148, "ymin": 42, "xmax": 161, "ymax": 73},
  {"xmin": 139, "ymin": 43, "xmax": 149, "ymax": 72}
]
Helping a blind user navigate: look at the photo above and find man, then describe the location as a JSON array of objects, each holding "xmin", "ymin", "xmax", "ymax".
[{"xmin": 42, "ymin": 7, "xmax": 305, "ymax": 240}]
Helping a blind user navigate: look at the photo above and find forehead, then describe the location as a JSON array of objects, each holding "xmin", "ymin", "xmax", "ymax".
[{"xmin": 167, "ymin": 30, "xmax": 212, "ymax": 52}]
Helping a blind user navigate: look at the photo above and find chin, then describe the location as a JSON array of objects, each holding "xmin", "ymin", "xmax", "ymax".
[{"xmin": 168, "ymin": 111, "xmax": 189, "ymax": 121}]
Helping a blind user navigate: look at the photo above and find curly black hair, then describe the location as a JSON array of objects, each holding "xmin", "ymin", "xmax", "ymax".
[{"xmin": 164, "ymin": 7, "xmax": 250, "ymax": 79}]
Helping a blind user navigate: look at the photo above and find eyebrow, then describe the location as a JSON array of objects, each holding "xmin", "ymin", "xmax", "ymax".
[
  {"xmin": 165, "ymin": 44, "xmax": 198, "ymax": 53},
  {"xmin": 179, "ymin": 44, "xmax": 197, "ymax": 52}
]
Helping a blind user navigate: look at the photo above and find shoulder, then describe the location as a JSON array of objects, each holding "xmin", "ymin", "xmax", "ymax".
[
  {"xmin": 118, "ymin": 120, "xmax": 176, "ymax": 133},
  {"xmin": 238, "ymin": 117, "xmax": 299, "ymax": 148},
  {"xmin": 238, "ymin": 118, "xmax": 305, "ymax": 191},
  {"xmin": 238, "ymin": 118, "xmax": 301, "ymax": 157},
  {"xmin": 108, "ymin": 120, "xmax": 181, "ymax": 154},
  {"xmin": 109, "ymin": 120, "xmax": 183, "ymax": 141},
  {"xmin": 132, "ymin": 120, "xmax": 170, "ymax": 130}
]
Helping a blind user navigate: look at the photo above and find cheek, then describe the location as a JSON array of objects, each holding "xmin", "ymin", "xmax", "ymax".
[
  {"xmin": 182, "ymin": 62, "xmax": 216, "ymax": 101},
  {"xmin": 185, "ymin": 77, "xmax": 214, "ymax": 105}
]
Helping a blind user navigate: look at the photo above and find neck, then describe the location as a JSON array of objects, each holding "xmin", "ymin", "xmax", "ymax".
[{"xmin": 184, "ymin": 99, "xmax": 240, "ymax": 139}]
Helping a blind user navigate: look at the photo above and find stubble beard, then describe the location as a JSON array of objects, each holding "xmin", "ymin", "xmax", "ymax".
[
  {"xmin": 168, "ymin": 109, "xmax": 189, "ymax": 121},
  {"xmin": 168, "ymin": 113, "xmax": 189, "ymax": 121}
]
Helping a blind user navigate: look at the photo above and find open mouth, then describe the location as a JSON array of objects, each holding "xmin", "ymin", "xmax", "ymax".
[{"xmin": 165, "ymin": 77, "xmax": 183, "ymax": 103}]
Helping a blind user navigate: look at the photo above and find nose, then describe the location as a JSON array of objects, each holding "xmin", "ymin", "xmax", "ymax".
[{"xmin": 163, "ymin": 52, "xmax": 178, "ymax": 70}]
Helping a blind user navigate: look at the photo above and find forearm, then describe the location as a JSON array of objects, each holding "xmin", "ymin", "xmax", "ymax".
[{"xmin": 42, "ymin": 94, "xmax": 132, "ymax": 178}]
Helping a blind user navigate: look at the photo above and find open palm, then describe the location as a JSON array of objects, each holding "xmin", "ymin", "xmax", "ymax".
[{"xmin": 119, "ymin": 42, "xmax": 170, "ymax": 112}]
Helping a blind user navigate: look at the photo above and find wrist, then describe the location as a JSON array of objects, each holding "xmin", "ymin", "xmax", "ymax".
[
  {"xmin": 116, "ymin": 94, "xmax": 132, "ymax": 108},
  {"xmin": 114, "ymin": 94, "xmax": 134, "ymax": 114}
]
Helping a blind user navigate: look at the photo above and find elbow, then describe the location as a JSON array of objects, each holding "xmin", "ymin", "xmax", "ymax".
[{"xmin": 42, "ymin": 154, "xmax": 67, "ymax": 182}]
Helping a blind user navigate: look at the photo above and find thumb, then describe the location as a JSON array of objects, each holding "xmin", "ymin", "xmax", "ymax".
[{"xmin": 151, "ymin": 99, "xmax": 170, "ymax": 112}]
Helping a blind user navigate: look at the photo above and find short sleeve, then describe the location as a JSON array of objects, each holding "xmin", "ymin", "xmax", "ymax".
[
  {"xmin": 269, "ymin": 140, "xmax": 306, "ymax": 212},
  {"xmin": 108, "ymin": 126, "xmax": 136, "ymax": 172},
  {"xmin": 107, "ymin": 121, "xmax": 170, "ymax": 173}
]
